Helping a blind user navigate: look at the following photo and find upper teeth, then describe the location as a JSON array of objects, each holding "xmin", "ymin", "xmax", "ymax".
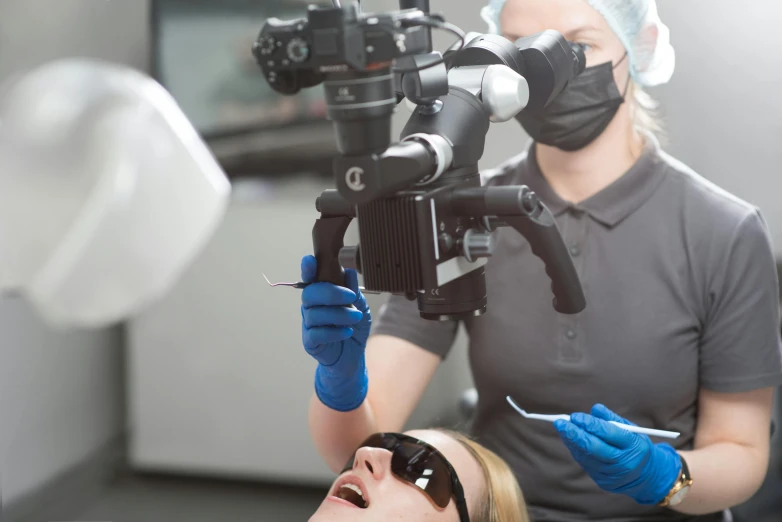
[{"xmin": 341, "ymin": 483, "xmax": 365, "ymax": 499}]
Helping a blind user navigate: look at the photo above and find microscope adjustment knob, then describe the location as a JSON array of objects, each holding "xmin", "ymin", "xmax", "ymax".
[
  {"xmin": 438, "ymin": 233, "xmax": 455, "ymax": 254},
  {"xmin": 339, "ymin": 245, "xmax": 362, "ymax": 272},
  {"xmin": 460, "ymin": 229, "xmax": 495, "ymax": 263},
  {"xmin": 481, "ymin": 65, "xmax": 530, "ymax": 123}
]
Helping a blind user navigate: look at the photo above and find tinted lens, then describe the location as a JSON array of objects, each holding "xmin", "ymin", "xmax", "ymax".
[
  {"xmin": 339, "ymin": 433, "xmax": 457, "ymax": 512},
  {"xmin": 391, "ymin": 440, "xmax": 453, "ymax": 509}
]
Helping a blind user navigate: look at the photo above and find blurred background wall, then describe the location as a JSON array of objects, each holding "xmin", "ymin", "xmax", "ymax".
[
  {"xmin": 0, "ymin": 0, "xmax": 148, "ymax": 507},
  {"xmin": 0, "ymin": 0, "xmax": 780, "ymax": 520}
]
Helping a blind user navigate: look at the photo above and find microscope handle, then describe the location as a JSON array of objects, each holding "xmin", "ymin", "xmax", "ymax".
[
  {"xmin": 312, "ymin": 216, "xmax": 353, "ymax": 287},
  {"xmin": 450, "ymin": 185, "xmax": 585, "ymax": 313},
  {"xmin": 505, "ymin": 207, "xmax": 586, "ymax": 314}
]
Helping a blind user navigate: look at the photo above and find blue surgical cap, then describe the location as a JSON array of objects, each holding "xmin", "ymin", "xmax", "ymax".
[{"xmin": 479, "ymin": 0, "xmax": 675, "ymax": 87}]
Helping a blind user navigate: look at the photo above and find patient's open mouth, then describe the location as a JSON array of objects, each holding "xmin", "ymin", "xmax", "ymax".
[{"xmin": 332, "ymin": 477, "xmax": 369, "ymax": 509}]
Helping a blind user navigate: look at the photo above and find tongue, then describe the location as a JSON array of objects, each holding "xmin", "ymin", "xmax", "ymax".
[{"xmin": 337, "ymin": 488, "xmax": 366, "ymax": 508}]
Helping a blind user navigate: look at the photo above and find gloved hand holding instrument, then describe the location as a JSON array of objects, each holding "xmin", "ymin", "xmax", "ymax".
[
  {"xmin": 554, "ymin": 404, "xmax": 685, "ymax": 506},
  {"xmin": 299, "ymin": 255, "xmax": 372, "ymax": 413}
]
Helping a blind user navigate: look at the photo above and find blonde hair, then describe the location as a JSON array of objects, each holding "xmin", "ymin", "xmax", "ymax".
[
  {"xmin": 629, "ymin": 81, "xmax": 667, "ymax": 145},
  {"xmin": 437, "ymin": 430, "xmax": 529, "ymax": 522}
]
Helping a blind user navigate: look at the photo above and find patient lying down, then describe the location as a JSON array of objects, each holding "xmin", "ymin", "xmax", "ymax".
[{"xmin": 310, "ymin": 429, "xmax": 529, "ymax": 522}]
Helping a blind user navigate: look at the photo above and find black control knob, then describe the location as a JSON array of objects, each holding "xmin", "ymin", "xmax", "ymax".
[
  {"xmin": 339, "ymin": 245, "xmax": 362, "ymax": 273},
  {"xmin": 460, "ymin": 229, "xmax": 495, "ymax": 263},
  {"xmin": 521, "ymin": 187, "xmax": 541, "ymax": 214},
  {"xmin": 287, "ymin": 37, "xmax": 310, "ymax": 63},
  {"xmin": 438, "ymin": 233, "xmax": 455, "ymax": 254}
]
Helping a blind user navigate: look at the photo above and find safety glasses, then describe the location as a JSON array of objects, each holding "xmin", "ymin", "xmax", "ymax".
[{"xmin": 342, "ymin": 432, "xmax": 471, "ymax": 522}]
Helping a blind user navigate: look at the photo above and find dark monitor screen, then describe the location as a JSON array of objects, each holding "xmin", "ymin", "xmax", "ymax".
[{"xmin": 151, "ymin": 0, "xmax": 329, "ymax": 141}]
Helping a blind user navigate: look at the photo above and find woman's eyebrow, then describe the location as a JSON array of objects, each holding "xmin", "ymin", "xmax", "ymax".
[
  {"xmin": 564, "ymin": 25, "xmax": 601, "ymax": 40},
  {"xmin": 503, "ymin": 25, "xmax": 600, "ymax": 44}
]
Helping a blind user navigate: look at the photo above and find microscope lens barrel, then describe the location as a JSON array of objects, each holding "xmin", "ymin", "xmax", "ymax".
[{"xmin": 324, "ymin": 69, "xmax": 396, "ymax": 155}]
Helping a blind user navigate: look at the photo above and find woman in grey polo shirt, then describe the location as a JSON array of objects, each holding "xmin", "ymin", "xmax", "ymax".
[{"xmin": 296, "ymin": 0, "xmax": 782, "ymax": 520}]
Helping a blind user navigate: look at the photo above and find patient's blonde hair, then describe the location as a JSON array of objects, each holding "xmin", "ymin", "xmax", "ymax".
[{"xmin": 437, "ymin": 430, "xmax": 529, "ymax": 522}]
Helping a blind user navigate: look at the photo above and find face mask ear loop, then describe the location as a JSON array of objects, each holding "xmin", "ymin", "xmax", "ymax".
[
  {"xmin": 613, "ymin": 52, "xmax": 629, "ymax": 70},
  {"xmin": 613, "ymin": 52, "xmax": 631, "ymax": 98},
  {"xmin": 621, "ymin": 72, "xmax": 632, "ymax": 98}
]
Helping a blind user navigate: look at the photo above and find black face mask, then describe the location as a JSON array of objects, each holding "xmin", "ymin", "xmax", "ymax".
[{"xmin": 517, "ymin": 53, "xmax": 630, "ymax": 152}]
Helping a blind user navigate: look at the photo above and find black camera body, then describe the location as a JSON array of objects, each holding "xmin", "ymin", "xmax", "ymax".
[
  {"xmin": 255, "ymin": 4, "xmax": 432, "ymax": 158},
  {"xmin": 254, "ymin": 2, "xmax": 588, "ymax": 320},
  {"xmin": 255, "ymin": 5, "xmax": 430, "ymax": 89}
]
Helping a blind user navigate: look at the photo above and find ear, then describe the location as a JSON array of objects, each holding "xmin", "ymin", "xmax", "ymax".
[{"xmin": 633, "ymin": 23, "xmax": 659, "ymax": 72}]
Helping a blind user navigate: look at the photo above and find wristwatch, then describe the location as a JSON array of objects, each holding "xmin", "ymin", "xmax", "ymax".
[{"xmin": 659, "ymin": 455, "xmax": 693, "ymax": 507}]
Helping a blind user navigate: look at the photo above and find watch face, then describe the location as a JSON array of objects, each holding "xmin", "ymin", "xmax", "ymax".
[{"xmin": 669, "ymin": 485, "xmax": 691, "ymax": 506}]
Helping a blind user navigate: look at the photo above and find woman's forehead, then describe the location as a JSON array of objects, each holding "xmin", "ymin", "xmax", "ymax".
[
  {"xmin": 405, "ymin": 430, "xmax": 453, "ymax": 453},
  {"xmin": 501, "ymin": 0, "xmax": 610, "ymax": 41}
]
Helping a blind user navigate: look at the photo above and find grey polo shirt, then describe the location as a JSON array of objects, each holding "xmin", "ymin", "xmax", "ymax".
[{"xmin": 372, "ymin": 137, "xmax": 782, "ymax": 522}]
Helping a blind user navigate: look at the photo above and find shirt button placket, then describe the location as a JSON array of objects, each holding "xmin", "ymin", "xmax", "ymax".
[{"xmin": 557, "ymin": 207, "xmax": 587, "ymax": 364}]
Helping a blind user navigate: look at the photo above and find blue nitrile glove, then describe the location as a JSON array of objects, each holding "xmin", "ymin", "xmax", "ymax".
[
  {"xmin": 300, "ymin": 255, "xmax": 372, "ymax": 412},
  {"xmin": 554, "ymin": 404, "xmax": 682, "ymax": 505}
]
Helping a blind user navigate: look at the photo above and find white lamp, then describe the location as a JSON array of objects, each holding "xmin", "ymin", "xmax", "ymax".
[{"xmin": 0, "ymin": 59, "xmax": 231, "ymax": 328}]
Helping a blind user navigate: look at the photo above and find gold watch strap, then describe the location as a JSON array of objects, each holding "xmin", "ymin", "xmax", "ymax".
[{"xmin": 659, "ymin": 456, "xmax": 693, "ymax": 507}]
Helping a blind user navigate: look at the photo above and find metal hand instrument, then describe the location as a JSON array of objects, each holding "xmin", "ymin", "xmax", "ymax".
[
  {"xmin": 506, "ymin": 396, "xmax": 680, "ymax": 440},
  {"xmin": 263, "ymin": 274, "xmax": 380, "ymax": 294}
]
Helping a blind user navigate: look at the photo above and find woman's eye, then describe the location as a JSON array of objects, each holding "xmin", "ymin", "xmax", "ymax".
[{"xmin": 578, "ymin": 43, "xmax": 594, "ymax": 53}]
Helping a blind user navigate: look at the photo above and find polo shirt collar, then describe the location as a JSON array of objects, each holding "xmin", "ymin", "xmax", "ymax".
[{"xmin": 520, "ymin": 135, "xmax": 668, "ymax": 228}]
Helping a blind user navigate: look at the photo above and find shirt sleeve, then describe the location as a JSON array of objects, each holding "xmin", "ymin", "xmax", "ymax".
[
  {"xmin": 371, "ymin": 295, "xmax": 460, "ymax": 359},
  {"xmin": 699, "ymin": 209, "xmax": 782, "ymax": 393}
]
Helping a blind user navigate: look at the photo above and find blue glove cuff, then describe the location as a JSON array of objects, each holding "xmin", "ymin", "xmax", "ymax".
[
  {"xmin": 633, "ymin": 443, "xmax": 683, "ymax": 505},
  {"xmin": 314, "ymin": 359, "xmax": 368, "ymax": 413}
]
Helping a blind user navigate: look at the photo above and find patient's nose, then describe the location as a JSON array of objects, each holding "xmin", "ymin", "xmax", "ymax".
[{"xmin": 353, "ymin": 446, "xmax": 392, "ymax": 480}]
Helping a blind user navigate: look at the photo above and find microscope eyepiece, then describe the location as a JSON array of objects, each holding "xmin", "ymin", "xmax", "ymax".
[{"xmin": 568, "ymin": 42, "xmax": 587, "ymax": 76}]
